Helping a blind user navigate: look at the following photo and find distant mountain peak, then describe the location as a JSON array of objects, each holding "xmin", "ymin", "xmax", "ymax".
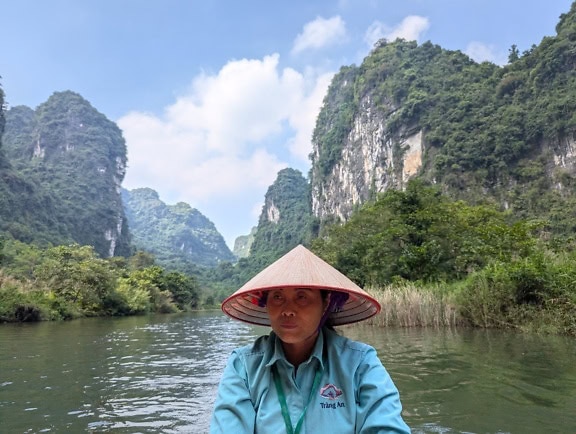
[{"xmin": 122, "ymin": 188, "xmax": 235, "ymax": 269}]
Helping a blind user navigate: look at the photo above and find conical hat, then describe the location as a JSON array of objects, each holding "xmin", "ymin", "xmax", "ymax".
[{"xmin": 221, "ymin": 245, "xmax": 381, "ymax": 326}]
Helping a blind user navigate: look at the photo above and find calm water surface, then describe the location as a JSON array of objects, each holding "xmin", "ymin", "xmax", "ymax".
[{"xmin": 0, "ymin": 312, "xmax": 574, "ymax": 433}]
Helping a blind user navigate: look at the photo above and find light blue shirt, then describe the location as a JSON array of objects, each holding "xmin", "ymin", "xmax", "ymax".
[{"xmin": 210, "ymin": 328, "xmax": 411, "ymax": 433}]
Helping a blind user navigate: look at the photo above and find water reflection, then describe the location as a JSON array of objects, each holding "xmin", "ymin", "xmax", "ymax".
[
  {"xmin": 0, "ymin": 313, "xmax": 574, "ymax": 433},
  {"xmin": 0, "ymin": 312, "xmax": 264, "ymax": 433},
  {"xmin": 88, "ymin": 313, "xmax": 261, "ymax": 432},
  {"xmin": 342, "ymin": 326, "xmax": 576, "ymax": 434}
]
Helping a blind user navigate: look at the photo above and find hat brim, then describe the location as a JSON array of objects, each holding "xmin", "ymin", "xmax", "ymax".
[{"xmin": 221, "ymin": 245, "xmax": 381, "ymax": 326}]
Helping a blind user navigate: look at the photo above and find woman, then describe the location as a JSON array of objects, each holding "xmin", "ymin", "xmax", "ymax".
[{"xmin": 210, "ymin": 245, "xmax": 410, "ymax": 433}]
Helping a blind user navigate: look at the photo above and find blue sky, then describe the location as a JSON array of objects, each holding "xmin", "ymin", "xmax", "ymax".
[{"xmin": 1, "ymin": 0, "xmax": 573, "ymax": 249}]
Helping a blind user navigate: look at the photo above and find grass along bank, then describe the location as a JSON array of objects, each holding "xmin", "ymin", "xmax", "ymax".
[{"xmin": 361, "ymin": 253, "xmax": 576, "ymax": 337}]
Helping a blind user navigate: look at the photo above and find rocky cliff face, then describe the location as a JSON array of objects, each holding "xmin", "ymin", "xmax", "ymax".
[
  {"xmin": 311, "ymin": 89, "xmax": 576, "ymax": 226},
  {"xmin": 311, "ymin": 87, "xmax": 423, "ymax": 222},
  {"xmin": 550, "ymin": 136, "xmax": 576, "ymax": 177},
  {"xmin": 310, "ymin": 27, "xmax": 576, "ymax": 233}
]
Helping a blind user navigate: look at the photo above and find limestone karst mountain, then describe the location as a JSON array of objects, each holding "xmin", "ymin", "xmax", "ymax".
[{"xmin": 1, "ymin": 91, "xmax": 131, "ymax": 257}]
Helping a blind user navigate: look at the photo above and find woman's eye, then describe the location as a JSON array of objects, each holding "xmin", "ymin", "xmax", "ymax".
[
  {"xmin": 296, "ymin": 293, "xmax": 311, "ymax": 304},
  {"xmin": 271, "ymin": 293, "xmax": 284, "ymax": 303}
]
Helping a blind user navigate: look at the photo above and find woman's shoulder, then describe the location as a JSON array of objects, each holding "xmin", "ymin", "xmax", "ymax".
[
  {"xmin": 231, "ymin": 333, "xmax": 275, "ymax": 361},
  {"xmin": 324, "ymin": 329, "xmax": 384, "ymax": 374},
  {"xmin": 227, "ymin": 333, "xmax": 277, "ymax": 382},
  {"xmin": 324, "ymin": 328, "xmax": 375, "ymax": 355}
]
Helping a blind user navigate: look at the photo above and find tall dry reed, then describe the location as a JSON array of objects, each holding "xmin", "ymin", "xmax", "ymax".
[{"xmin": 364, "ymin": 283, "xmax": 462, "ymax": 328}]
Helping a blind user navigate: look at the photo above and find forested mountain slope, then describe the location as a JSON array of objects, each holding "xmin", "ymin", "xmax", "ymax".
[
  {"xmin": 202, "ymin": 168, "xmax": 313, "ymax": 300},
  {"xmin": 248, "ymin": 168, "xmax": 314, "ymax": 259}
]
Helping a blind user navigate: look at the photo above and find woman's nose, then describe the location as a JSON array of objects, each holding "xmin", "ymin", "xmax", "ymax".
[{"xmin": 281, "ymin": 302, "xmax": 296, "ymax": 316}]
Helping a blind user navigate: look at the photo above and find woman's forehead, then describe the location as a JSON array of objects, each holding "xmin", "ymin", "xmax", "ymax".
[{"xmin": 268, "ymin": 287, "xmax": 315, "ymax": 292}]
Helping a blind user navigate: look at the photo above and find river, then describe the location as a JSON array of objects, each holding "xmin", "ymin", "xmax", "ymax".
[{"xmin": 0, "ymin": 312, "xmax": 574, "ymax": 433}]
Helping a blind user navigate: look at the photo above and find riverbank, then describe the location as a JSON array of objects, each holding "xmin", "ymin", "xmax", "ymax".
[
  {"xmin": 1, "ymin": 244, "xmax": 574, "ymax": 336},
  {"xmin": 3, "ymin": 279, "xmax": 574, "ymax": 338}
]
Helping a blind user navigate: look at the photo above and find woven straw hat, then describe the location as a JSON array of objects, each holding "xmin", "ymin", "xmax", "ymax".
[{"xmin": 221, "ymin": 245, "xmax": 381, "ymax": 326}]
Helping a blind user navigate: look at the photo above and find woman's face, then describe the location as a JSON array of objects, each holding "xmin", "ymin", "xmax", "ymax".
[{"xmin": 266, "ymin": 287, "xmax": 326, "ymax": 346}]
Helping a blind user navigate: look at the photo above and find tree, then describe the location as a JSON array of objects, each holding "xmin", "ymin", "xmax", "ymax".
[
  {"xmin": 158, "ymin": 271, "xmax": 199, "ymax": 310},
  {"xmin": 129, "ymin": 250, "xmax": 156, "ymax": 270},
  {"xmin": 508, "ymin": 44, "xmax": 520, "ymax": 63},
  {"xmin": 34, "ymin": 244, "xmax": 117, "ymax": 312}
]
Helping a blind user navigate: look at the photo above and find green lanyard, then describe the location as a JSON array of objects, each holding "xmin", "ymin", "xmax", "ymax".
[{"xmin": 271, "ymin": 364, "xmax": 323, "ymax": 434}]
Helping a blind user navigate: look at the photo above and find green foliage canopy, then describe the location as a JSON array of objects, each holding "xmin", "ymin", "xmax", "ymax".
[
  {"xmin": 1, "ymin": 92, "xmax": 132, "ymax": 257},
  {"xmin": 313, "ymin": 180, "xmax": 542, "ymax": 287}
]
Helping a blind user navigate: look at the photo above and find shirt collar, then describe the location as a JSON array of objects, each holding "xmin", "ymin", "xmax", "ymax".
[{"xmin": 266, "ymin": 329, "xmax": 326, "ymax": 370}]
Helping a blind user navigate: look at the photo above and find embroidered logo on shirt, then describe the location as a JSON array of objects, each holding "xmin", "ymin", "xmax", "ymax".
[{"xmin": 319, "ymin": 383, "xmax": 343, "ymax": 400}]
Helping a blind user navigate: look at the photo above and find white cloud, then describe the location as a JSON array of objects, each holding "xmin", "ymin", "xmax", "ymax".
[
  {"xmin": 164, "ymin": 54, "xmax": 303, "ymax": 154},
  {"xmin": 364, "ymin": 15, "xmax": 430, "ymax": 48},
  {"xmin": 118, "ymin": 54, "xmax": 330, "ymax": 246},
  {"xmin": 286, "ymin": 70, "xmax": 334, "ymax": 161},
  {"xmin": 292, "ymin": 16, "xmax": 347, "ymax": 55},
  {"xmin": 251, "ymin": 200, "xmax": 265, "ymax": 221},
  {"xmin": 465, "ymin": 41, "xmax": 507, "ymax": 65}
]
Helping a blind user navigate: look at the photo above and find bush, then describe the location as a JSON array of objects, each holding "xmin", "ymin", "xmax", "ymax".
[
  {"xmin": 455, "ymin": 251, "xmax": 576, "ymax": 335},
  {"xmin": 115, "ymin": 276, "xmax": 152, "ymax": 314},
  {"xmin": 0, "ymin": 278, "xmax": 55, "ymax": 322}
]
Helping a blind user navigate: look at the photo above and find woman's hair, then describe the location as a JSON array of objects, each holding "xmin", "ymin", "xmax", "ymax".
[
  {"xmin": 257, "ymin": 291, "xmax": 268, "ymax": 307},
  {"xmin": 318, "ymin": 290, "xmax": 349, "ymax": 329}
]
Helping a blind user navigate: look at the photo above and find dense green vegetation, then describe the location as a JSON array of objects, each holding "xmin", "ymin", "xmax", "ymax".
[
  {"xmin": 1, "ymin": 90, "xmax": 237, "ymax": 273},
  {"xmin": 0, "ymin": 87, "xmax": 197, "ymax": 321},
  {"xmin": 313, "ymin": 180, "xmax": 541, "ymax": 286},
  {"xmin": 311, "ymin": 5, "xmax": 576, "ymax": 247},
  {"xmin": 249, "ymin": 168, "xmax": 315, "ymax": 259},
  {"xmin": 312, "ymin": 180, "xmax": 575, "ymax": 335},
  {"xmin": 0, "ymin": 241, "xmax": 200, "ymax": 321}
]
